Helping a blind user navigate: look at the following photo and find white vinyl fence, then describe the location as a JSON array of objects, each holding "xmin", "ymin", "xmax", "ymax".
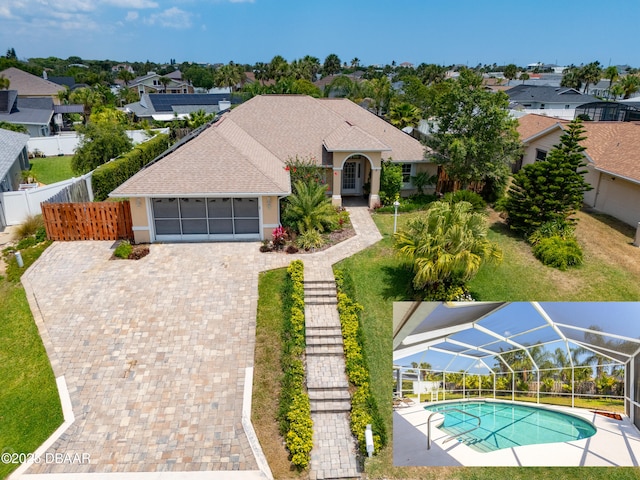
[
  {"xmin": 27, "ymin": 128, "xmax": 170, "ymax": 157},
  {"xmin": 0, "ymin": 173, "xmax": 93, "ymax": 226}
]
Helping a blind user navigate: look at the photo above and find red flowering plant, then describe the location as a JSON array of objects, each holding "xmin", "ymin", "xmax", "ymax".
[
  {"xmin": 272, "ymin": 226, "xmax": 288, "ymax": 250},
  {"xmin": 285, "ymin": 155, "xmax": 328, "ymax": 193}
]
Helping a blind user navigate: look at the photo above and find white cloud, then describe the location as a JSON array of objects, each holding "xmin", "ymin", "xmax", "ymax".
[
  {"xmin": 144, "ymin": 7, "xmax": 192, "ymax": 29},
  {"xmin": 40, "ymin": 0, "xmax": 95, "ymax": 12},
  {"xmin": 0, "ymin": 6, "xmax": 14, "ymax": 18},
  {"xmin": 104, "ymin": 0, "xmax": 158, "ymax": 8},
  {"xmin": 125, "ymin": 11, "xmax": 139, "ymax": 21}
]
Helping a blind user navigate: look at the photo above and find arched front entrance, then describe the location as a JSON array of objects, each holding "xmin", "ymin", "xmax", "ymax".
[{"xmin": 340, "ymin": 154, "xmax": 370, "ymax": 196}]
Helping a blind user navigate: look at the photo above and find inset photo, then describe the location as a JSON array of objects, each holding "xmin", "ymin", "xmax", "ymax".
[{"xmin": 392, "ymin": 301, "xmax": 640, "ymax": 467}]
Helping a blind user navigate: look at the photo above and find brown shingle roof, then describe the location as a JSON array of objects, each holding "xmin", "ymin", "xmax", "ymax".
[
  {"xmin": 0, "ymin": 67, "xmax": 66, "ymax": 98},
  {"xmin": 111, "ymin": 117, "xmax": 290, "ymax": 196},
  {"xmin": 517, "ymin": 114, "xmax": 567, "ymax": 141},
  {"xmin": 581, "ymin": 122, "xmax": 640, "ymax": 183},
  {"xmin": 323, "ymin": 122, "xmax": 390, "ymax": 152},
  {"xmin": 112, "ymin": 95, "xmax": 426, "ymax": 197}
]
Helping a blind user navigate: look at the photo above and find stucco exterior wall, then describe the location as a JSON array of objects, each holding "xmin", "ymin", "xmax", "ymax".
[
  {"xmin": 261, "ymin": 195, "xmax": 279, "ymax": 239},
  {"xmin": 130, "ymin": 197, "xmax": 151, "ymax": 244},
  {"xmin": 590, "ymin": 173, "xmax": 640, "ymax": 227}
]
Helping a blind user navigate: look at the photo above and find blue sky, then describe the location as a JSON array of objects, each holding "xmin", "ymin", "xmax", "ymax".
[{"xmin": 1, "ymin": 0, "xmax": 639, "ymax": 67}]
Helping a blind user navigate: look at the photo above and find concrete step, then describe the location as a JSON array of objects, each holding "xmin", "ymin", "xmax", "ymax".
[
  {"xmin": 306, "ymin": 326, "xmax": 342, "ymax": 337},
  {"xmin": 306, "ymin": 344, "xmax": 344, "ymax": 356},
  {"xmin": 308, "ymin": 387, "xmax": 351, "ymax": 401},
  {"xmin": 310, "ymin": 399, "xmax": 351, "ymax": 413},
  {"xmin": 306, "ymin": 335, "xmax": 343, "ymax": 346},
  {"xmin": 305, "ymin": 300, "xmax": 339, "ymax": 306}
]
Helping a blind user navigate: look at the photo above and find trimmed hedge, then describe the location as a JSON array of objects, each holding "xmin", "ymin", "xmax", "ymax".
[
  {"xmin": 278, "ymin": 260, "xmax": 313, "ymax": 469},
  {"xmin": 92, "ymin": 134, "xmax": 170, "ymax": 201},
  {"xmin": 334, "ymin": 269, "xmax": 387, "ymax": 455}
]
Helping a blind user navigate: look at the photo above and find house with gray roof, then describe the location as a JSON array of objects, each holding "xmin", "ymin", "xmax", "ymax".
[
  {"xmin": 0, "ymin": 90, "xmax": 54, "ymax": 136},
  {"xmin": 124, "ymin": 93, "xmax": 236, "ymax": 122},
  {"xmin": 0, "ymin": 127, "xmax": 29, "ymax": 192},
  {"xmin": 111, "ymin": 94, "xmax": 431, "ymax": 243},
  {"xmin": 507, "ymin": 84, "xmax": 598, "ymax": 120}
]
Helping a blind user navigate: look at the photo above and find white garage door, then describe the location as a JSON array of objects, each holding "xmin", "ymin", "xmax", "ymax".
[{"xmin": 152, "ymin": 197, "xmax": 260, "ymax": 241}]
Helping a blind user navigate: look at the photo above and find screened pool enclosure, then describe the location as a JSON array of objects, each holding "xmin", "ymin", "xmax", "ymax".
[{"xmin": 393, "ymin": 302, "xmax": 640, "ymax": 430}]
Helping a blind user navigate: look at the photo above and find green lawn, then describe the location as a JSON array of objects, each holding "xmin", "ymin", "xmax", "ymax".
[
  {"xmin": 253, "ymin": 268, "xmax": 305, "ymax": 479},
  {"xmin": 0, "ymin": 243, "xmax": 63, "ymax": 479},
  {"xmin": 335, "ymin": 210, "xmax": 640, "ymax": 479},
  {"xmin": 28, "ymin": 156, "xmax": 75, "ymax": 185}
]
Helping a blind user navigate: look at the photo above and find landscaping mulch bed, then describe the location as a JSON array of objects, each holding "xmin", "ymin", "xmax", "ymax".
[
  {"xmin": 591, "ymin": 410, "xmax": 623, "ymax": 420},
  {"xmin": 260, "ymin": 226, "xmax": 356, "ymax": 254},
  {"xmin": 110, "ymin": 243, "xmax": 150, "ymax": 260}
]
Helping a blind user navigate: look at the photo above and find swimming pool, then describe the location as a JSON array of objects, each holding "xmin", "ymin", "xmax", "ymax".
[{"xmin": 425, "ymin": 401, "xmax": 596, "ymax": 453}]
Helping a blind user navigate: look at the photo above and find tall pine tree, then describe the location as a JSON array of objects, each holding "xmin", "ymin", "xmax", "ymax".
[{"xmin": 506, "ymin": 118, "xmax": 592, "ymax": 236}]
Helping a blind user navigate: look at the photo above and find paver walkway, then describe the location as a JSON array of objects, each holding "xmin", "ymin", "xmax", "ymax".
[{"xmin": 17, "ymin": 205, "xmax": 381, "ymax": 478}]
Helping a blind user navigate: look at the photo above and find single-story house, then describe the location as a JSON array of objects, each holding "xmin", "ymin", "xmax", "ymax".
[
  {"xmin": 111, "ymin": 94, "xmax": 431, "ymax": 243},
  {"xmin": 517, "ymin": 114, "xmax": 640, "ymax": 228},
  {"xmin": 124, "ymin": 93, "xmax": 236, "ymax": 122},
  {"xmin": 0, "ymin": 90, "xmax": 55, "ymax": 137},
  {"xmin": 0, "ymin": 128, "xmax": 30, "ymax": 228},
  {"xmin": 508, "ymin": 84, "xmax": 598, "ymax": 120},
  {"xmin": 0, "ymin": 67, "xmax": 65, "ymax": 105}
]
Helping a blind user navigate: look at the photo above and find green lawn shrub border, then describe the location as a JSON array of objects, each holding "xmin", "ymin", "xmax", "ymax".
[
  {"xmin": 92, "ymin": 134, "xmax": 170, "ymax": 201},
  {"xmin": 334, "ymin": 269, "xmax": 387, "ymax": 455},
  {"xmin": 278, "ymin": 260, "xmax": 313, "ymax": 469},
  {"xmin": 532, "ymin": 235, "xmax": 583, "ymax": 270}
]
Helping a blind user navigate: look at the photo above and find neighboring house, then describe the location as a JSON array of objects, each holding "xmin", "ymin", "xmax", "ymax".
[
  {"xmin": 0, "ymin": 127, "xmax": 29, "ymax": 192},
  {"xmin": 0, "ymin": 67, "xmax": 65, "ymax": 105},
  {"xmin": 0, "ymin": 90, "xmax": 54, "ymax": 137},
  {"xmin": 124, "ymin": 93, "xmax": 237, "ymax": 122},
  {"xmin": 111, "ymin": 63, "xmax": 135, "ymax": 74},
  {"xmin": 508, "ymin": 84, "xmax": 598, "ymax": 120},
  {"xmin": 517, "ymin": 114, "xmax": 640, "ymax": 228},
  {"xmin": 111, "ymin": 94, "xmax": 431, "ymax": 243},
  {"xmin": 574, "ymin": 101, "xmax": 640, "ymax": 122},
  {"xmin": 128, "ymin": 71, "xmax": 194, "ymax": 97}
]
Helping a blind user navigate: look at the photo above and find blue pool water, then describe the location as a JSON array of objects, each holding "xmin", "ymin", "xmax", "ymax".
[{"xmin": 425, "ymin": 401, "xmax": 596, "ymax": 453}]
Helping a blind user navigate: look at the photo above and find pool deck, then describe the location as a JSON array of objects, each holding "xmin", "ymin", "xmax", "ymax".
[{"xmin": 394, "ymin": 399, "xmax": 640, "ymax": 467}]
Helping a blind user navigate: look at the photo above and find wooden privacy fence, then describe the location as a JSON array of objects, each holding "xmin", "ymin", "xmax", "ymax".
[{"xmin": 42, "ymin": 201, "xmax": 133, "ymax": 241}]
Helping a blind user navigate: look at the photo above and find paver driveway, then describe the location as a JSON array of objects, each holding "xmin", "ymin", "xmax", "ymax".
[{"xmin": 21, "ymin": 241, "xmax": 294, "ymax": 475}]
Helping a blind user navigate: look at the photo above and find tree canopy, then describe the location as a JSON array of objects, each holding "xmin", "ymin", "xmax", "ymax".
[
  {"xmin": 72, "ymin": 113, "xmax": 133, "ymax": 174},
  {"xmin": 425, "ymin": 70, "xmax": 521, "ymax": 196}
]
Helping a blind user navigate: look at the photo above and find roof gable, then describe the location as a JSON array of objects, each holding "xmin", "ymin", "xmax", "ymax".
[{"xmin": 0, "ymin": 67, "xmax": 65, "ymax": 97}]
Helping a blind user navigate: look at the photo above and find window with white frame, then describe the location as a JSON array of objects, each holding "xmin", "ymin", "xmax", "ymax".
[
  {"xmin": 401, "ymin": 163, "xmax": 414, "ymax": 187},
  {"xmin": 535, "ymin": 149, "xmax": 548, "ymax": 162}
]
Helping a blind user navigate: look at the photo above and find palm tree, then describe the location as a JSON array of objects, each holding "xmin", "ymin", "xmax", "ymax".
[
  {"xmin": 389, "ymin": 102, "xmax": 421, "ymax": 129},
  {"xmin": 215, "ymin": 63, "xmax": 245, "ymax": 93},
  {"xmin": 68, "ymin": 86, "xmax": 105, "ymax": 123},
  {"xmin": 365, "ymin": 76, "xmax": 393, "ymax": 116},
  {"xmin": 580, "ymin": 61, "xmax": 602, "ymax": 94},
  {"xmin": 282, "ymin": 180, "xmax": 337, "ymax": 234},
  {"xmin": 350, "ymin": 57, "xmax": 360, "ymax": 69},
  {"xmin": 503, "ymin": 64, "xmax": 517, "ymax": 86},
  {"xmin": 157, "ymin": 76, "xmax": 171, "ymax": 93},
  {"xmin": 268, "ymin": 55, "xmax": 289, "ymax": 82},
  {"xmin": 324, "ymin": 75, "xmax": 365, "ymax": 101},
  {"xmin": 604, "ymin": 65, "xmax": 619, "ymax": 98},
  {"xmin": 619, "ymin": 74, "xmax": 640, "ymax": 99},
  {"xmin": 560, "ymin": 66, "xmax": 582, "ymax": 90},
  {"xmin": 186, "ymin": 109, "xmax": 214, "ymax": 130},
  {"xmin": 609, "ymin": 83, "xmax": 625, "ymax": 100},
  {"xmin": 117, "ymin": 69, "xmax": 135, "ymax": 87},
  {"xmin": 519, "ymin": 72, "xmax": 530, "ymax": 84},
  {"xmin": 322, "ymin": 53, "xmax": 341, "ymax": 76},
  {"xmin": 394, "ymin": 201, "xmax": 502, "ymax": 292},
  {"xmin": 252, "ymin": 62, "xmax": 269, "ymax": 85}
]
